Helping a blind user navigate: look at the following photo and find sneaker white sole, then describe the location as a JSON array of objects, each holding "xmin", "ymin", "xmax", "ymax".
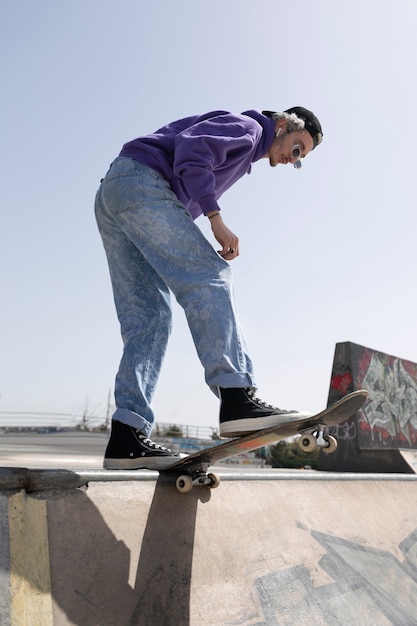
[
  {"xmin": 219, "ymin": 411, "xmax": 311, "ymax": 438},
  {"xmin": 103, "ymin": 454, "xmax": 187, "ymax": 470}
]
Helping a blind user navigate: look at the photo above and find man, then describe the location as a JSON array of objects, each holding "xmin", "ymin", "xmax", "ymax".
[{"xmin": 95, "ymin": 106, "xmax": 323, "ymax": 470}]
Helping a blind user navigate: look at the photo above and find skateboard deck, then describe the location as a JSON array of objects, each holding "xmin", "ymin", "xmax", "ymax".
[{"xmin": 163, "ymin": 390, "xmax": 368, "ymax": 492}]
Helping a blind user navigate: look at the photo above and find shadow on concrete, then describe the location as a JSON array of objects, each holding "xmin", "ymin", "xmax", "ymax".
[
  {"xmin": 129, "ymin": 478, "xmax": 210, "ymax": 625},
  {"xmin": 45, "ymin": 477, "xmax": 210, "ymax": 625}
]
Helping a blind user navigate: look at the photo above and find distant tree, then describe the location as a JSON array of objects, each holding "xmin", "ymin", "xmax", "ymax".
[
  {"xmin": 269, "ymin": 439, "xmax": 320, "ymax": 469},
  {"xmin": 165, "ymin": 424, "xmax": 183, "ymax": 438},
  {"xmin": 76, "ymin": 411, "xmax": 90, "ymax": 431},
  {"xmin": 76, "ymin": 398, "xmax": 99, "ymax": 432}
]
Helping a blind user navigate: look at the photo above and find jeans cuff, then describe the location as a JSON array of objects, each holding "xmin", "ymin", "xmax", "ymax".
[{"xmin": 112, "ymin": 408, "xmax": 152, "ymax": 437}]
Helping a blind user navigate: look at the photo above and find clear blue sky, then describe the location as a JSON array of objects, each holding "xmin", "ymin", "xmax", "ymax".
[{"xmin": 1, "ymin": 0, "xmax": 417, "ymax": 429}]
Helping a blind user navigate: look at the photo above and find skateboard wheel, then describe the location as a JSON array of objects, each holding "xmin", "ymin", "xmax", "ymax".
[
  {"xmin": 176, "ymin": 475, "xmax": 193, "ymax": 493},
  {"xmin": 298, "ymin": 433, "xmax": 317, "ymax": 453},
  {"xmin": 207, "ymin": 473, "xmax": 220, "ymax": 489},
  {"xmin": 322, "ymin": 435, "xmax": 338, "ymax": 454}
]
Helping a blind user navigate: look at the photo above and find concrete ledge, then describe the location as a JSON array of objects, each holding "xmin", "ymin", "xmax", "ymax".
[{"xmin": 1, "ymin": 465, "xmax": 417, "ymax": 492}]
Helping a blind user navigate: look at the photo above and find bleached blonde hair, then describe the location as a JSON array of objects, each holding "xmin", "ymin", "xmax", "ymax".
[{"xmin": 269, "ymin": 111, "xmax": 305, "ymax": 133}]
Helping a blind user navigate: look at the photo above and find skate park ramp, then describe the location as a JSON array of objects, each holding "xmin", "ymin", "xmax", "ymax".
[
  {"xmin": 2, "ymin": 470, "xmax": 417, "ymax": 625},
  {"xmin": 399, "ymin": 449, "xmax": 417, "ymax": 473}
]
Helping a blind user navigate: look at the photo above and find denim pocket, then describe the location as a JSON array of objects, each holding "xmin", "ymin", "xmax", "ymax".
[
  {"xmin": 103, "ymin": 159, "xmax": 145, "ymax": 213},
  {"xmin": 103, "ymin": 158, "xmax": 174, "ymax": 214}
]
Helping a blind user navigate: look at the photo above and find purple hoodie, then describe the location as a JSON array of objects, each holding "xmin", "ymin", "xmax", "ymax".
[{"xmin": 119, "ymin": 110, "xmax": 276, "ymax": 220}]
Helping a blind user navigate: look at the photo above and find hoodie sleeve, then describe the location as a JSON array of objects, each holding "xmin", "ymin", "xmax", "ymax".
[{"xmin": 173, "ymin": 114, "xmax": 261, "ymax": 214}]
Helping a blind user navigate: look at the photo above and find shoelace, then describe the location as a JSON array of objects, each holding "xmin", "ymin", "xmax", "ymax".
[
  {"xmin": 138, "ymin": 434, "xmax": 171, "ymax": 452},
  {"xmin": 247, "ymin": 389, "xmax": 279, "ymax": 410},
  {"xmin": 247, "ymin": 389, "xmax": 298, "ymax": 413}
]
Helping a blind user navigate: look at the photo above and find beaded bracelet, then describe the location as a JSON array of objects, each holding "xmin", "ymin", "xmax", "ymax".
[{"xmin": 208, "ymin": 211, "xmax": 220, "ymax": 220}]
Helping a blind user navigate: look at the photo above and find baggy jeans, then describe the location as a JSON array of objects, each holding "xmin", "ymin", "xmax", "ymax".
[{"xmin": 94, "ymin": 156, "xmax": 256, "ymax": 435}]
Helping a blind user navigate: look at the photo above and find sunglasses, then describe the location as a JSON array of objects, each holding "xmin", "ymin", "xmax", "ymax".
[{"xmin": 291, "ymin": 144, "xmax": 302, "ymax": 170}]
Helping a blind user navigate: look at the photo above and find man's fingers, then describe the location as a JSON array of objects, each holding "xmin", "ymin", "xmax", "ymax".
[{"xmin": 219, "ymin": 246, "xmax": 239, "ymax": 259}]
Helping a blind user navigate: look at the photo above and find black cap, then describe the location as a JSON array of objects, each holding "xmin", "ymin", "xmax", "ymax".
[{"xmin": 263, "ymin": 107, "xmax": 323, "ymax": 149}]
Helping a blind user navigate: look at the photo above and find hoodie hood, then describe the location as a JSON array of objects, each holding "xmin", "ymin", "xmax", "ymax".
[{"xmin": 241, "ymin": 109, "xmax": 276, "ymax": 161}]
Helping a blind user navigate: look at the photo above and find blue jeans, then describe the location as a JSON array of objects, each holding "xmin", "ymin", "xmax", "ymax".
[{"xmin": 94, "ymin": 157, "xmax": 256, "ymax": 435}]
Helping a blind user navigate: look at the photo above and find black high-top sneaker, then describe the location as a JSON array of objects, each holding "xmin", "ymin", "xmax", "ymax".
[
  {"xmin": 103, "ymin": 420, "xmax": 186, "ymax": 470},
  {"xmin": 219, "ymin": 387, "xmax": 310, "ymax": 438}
]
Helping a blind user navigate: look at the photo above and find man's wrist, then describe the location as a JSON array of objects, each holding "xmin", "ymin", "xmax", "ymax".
[{"xmin": 207, "ymin": 211, "xmax": 221, "ymax": 220}]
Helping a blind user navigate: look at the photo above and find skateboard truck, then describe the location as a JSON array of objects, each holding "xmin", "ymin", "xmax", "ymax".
[
  {"xmin": 298, "ymin": 423, "xmax": 337, "ymax": 454},
  {"xmin": 176, "ymin": 469, "xmax": 221, "ymax": 493}
]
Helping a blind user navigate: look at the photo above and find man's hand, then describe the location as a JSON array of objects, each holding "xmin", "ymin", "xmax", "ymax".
[{"xmin": 207, "ymin": 212, "xmax": 239, "ymax": 260}]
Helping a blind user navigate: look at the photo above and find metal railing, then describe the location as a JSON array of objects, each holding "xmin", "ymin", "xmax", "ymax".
[{"xmin": 0, "ymin": 413, "xmax": 219, "ymax": 440}]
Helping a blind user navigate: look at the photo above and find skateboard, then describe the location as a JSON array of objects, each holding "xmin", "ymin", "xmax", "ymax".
[{"xmin": 163, "ymin": 390, "xmax": 368, "ymax": 492}]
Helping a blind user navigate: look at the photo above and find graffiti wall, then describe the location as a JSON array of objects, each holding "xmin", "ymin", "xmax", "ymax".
[
  {"xmin": 329, "ymin": 342, "xmax": 417, "ymax": 450},
  {"xmin": 320, "ymin": 342, "xmax": 417, "ymax": 472}
]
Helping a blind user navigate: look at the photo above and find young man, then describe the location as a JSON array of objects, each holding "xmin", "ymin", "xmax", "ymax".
[{"xmin": 95, "ymin": 107, "xmax": 323, "ymax": 470}]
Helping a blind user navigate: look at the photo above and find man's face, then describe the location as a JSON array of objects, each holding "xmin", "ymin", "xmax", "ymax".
[{"xmin": 265, "ymin": 128, "xmax": 314, "ymax": 167}]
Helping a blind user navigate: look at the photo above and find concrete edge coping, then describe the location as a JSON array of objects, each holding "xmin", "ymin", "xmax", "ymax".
[{"xmin": 1, "ymin": 466, "xmax": 417, "ymax": 492}]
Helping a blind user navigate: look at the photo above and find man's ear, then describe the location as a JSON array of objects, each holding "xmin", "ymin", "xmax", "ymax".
[{"xmin": 274, "ymin": 118, "xmax": 287, "ymax": 136}]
